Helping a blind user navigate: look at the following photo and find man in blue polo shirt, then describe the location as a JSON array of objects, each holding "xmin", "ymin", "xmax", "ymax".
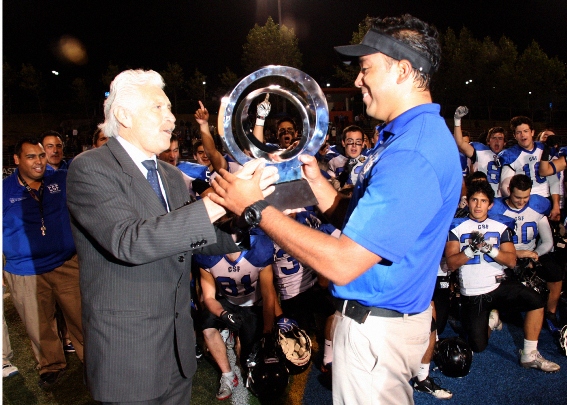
[
  {"xmin": 3, "ymin": 138, "xmax": 83, "ymax": 389},
  {"xmin": 209, "ymin": 14, "xmax": 461, "ymax": 405}
]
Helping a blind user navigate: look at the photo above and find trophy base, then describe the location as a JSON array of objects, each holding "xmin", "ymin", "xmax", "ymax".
[{"xmin": 265, "ymin": 179, "xmax": 318, "ymax": 211}]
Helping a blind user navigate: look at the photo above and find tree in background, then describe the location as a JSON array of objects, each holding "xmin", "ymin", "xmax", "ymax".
[
  {"xmin": 333, "ymin": 18, "xmax": 369, "ymax": 87},
  {"xmin": 186, "ymin": 68, "xmax": 207, "ymax": 104},
  {"xmin": 436, "ymin": 27, "xmax": 567, "ymax": 121},
  {"xmin": 160, "ymin": 62, "xmax": 186, "ymax": 114},
  {"xmin": 241, "ymin": 16, "xmax": 302, "ymax": 74},
  {"xmin": 517, "ymin": 41, "xmax": 567, "ymax": 121},
  {"xmin": 217, "ymin": 67, "xmax": 240, "ymax": 99}
]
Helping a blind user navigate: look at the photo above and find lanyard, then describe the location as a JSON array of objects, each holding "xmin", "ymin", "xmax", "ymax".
[{"xmin": 17, "ymin": 173, "xmax": 46, "ymax": 236}]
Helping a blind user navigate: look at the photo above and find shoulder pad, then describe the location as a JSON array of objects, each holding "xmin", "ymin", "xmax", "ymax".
[
  {"xmin": 497, "ymin": 146, "xmax": 521, "ymax": 166},
  {"xmin": 488, "ymin": 213, "xmax": 516, "ymax": 232},
  {"xmin": 488, "ymin": 198, "xmax": 507, "ymax": 216},
  {"xmin": 450, "ymin": 217, "xmax": 469, "ymax": 230},
  {"xmin": 471, "ymin": 142, "xmax": 490, "ymax": 151},
  {"xmin": 528, "ymin": 194, "xmax": 551, "ymax": 216}
]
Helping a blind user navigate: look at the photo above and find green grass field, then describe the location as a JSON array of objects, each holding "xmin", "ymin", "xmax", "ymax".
[{"xmin": 2, "ymin": 292, "xmax": 317, "ymax": 405}]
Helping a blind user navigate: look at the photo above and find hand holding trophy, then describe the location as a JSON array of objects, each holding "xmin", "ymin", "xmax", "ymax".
[{"xmin": 217, "ymin": 66, "xmax": 329, "ymax": 210}]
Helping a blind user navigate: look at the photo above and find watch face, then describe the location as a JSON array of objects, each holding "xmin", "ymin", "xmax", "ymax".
[{"xmin": 245, "ymin": 206, "xmax": 259, "ymax": 227}]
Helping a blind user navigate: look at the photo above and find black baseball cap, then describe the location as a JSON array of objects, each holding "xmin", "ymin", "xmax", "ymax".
[{"xmin": 334, "ymin": 28, "xmax": 432, "ymax": 74}]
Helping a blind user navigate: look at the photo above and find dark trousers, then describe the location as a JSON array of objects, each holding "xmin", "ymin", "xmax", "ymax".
[{"xmin": 102, "ymin": 357, "xmax": 192, "ymax": 405}]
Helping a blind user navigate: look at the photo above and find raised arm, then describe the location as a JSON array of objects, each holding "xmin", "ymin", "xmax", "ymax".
[
  {"xmin": 453, "ymin": 106, "xmax": 474, "ymax": 158},
  {"xmin": 195, "ymin": 101, "xmax": 228, "ymax": 172},
  {"xmin": 252, "ymin": 94, "xmax": 271, "ymax": 143}
]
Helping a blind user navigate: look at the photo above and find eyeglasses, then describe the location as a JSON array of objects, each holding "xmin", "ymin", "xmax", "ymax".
[
  {"xmin": 345, "ymin": 139, "xmax": 363, "ymax": 146},
  {"xmin": 278, "ymin": 128, "xmax": 295, "ymax": 136}
]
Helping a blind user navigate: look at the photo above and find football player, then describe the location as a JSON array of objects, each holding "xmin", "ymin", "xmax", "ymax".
[
  {"xmin": 453, "ymin": 106, "xmax": 505, "ymax": 196},
  {"xmin": 490, "ymin": 174, "xmax": 563, "ymax": 330},
  {"xmin": 498, "ymin": 116, "xmax": 560, "ymax": 221},
  {"xmin": 194, "ymin": 230, "xmax": 277, "ymax": 400},
  {"xmin": 445, "ymin": 181, "xmax": 560, "ymax": 372},
  {"xmin": 252, "ymin": 95, "xmax": 299, "ymax": 151},
  {"xmin": 327, "ymin": 125, "xmax": 368, "ymax": 191}
]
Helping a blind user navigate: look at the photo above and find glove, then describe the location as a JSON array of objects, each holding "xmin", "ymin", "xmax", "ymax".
[
  {"xmin": 454, "ymin": 106, "xmax": 469, "ymax": 127},
  {"xmin": 479, "ymin": 240, "xmax": 492, "ymax": 253},
  {"xmin": 541, "ymin": 144, "xmax": 550, "ymax": 162},
  {"xmin": 255, "ymin": 94, "xmax": 271, "ymax": 126},
  {"xmin": 276, "ymin": 315, "xmax": 298, "ymax": 332},
  {"xmin": 463, "ymin": 231, "xmax": 484, "ymax": 258},
  {"xmin": 469, "ymin": 231, "xmax": 485, "ymax": 250},
  {"xmin": 220, "ymin": 310, "xmax": 243, "ymax": 331},
  {"xmin": 494, "ymin": 154, "xmax": 502, "ymax": 168},
  {"xmin": 544, "ymin": 135, "xmax": 558, "ymax": 149},
  {"xmin": 480, "ymin": 239, "xmax": 500, "ymax": 259}
]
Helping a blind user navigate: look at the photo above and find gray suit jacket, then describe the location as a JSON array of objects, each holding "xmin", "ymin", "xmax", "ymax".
[{"xmin": 67, "ymin": 137, "xmax": 238, "ymax": 402}]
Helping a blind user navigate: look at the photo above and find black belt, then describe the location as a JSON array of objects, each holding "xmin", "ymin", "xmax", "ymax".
[{"xmin": 332, "ymin": 297, "xmax": 417, "ymax": 324}]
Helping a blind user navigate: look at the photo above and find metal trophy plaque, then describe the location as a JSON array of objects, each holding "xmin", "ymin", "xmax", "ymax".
[{"xmin": 218, "ymin": 65, "xmax": 329, "ymax": 210}]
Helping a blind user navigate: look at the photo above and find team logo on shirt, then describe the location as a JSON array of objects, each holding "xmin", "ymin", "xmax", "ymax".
[
  {"xmin": 47, "ymin": 183, "xmax": 61, "ymax": 193},
  {"xmin": 361, "ymin": 152, "xmax": 378, "ymax": 177},
  {"xmin": 9, "ymin": 197, "xmax": 27, "ymax": 203}
]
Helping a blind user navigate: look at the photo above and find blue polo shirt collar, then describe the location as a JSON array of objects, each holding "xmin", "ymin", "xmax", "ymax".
[{"xmin": 377, "ymin": 103, "xmax": 441, "ymax": 144}]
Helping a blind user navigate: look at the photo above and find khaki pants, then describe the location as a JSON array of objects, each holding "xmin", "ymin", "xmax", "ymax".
[
  {"xmin": 332, "ymin": 306, "xmax": 432, "ymax": 405},
  {"xmin": 3, "ymin": 312, "xmax": 14, "ymax": 365},
  {"xmin": 4, "ymin": 255, "xmax": 84, "ymax": 374}
]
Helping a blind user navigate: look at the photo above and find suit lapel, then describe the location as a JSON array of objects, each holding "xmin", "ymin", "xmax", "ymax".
[
  {"xmin": 106, "ymin": 138, "xmax": 168, "ymax": 215},
  {"xmin": 156, "ymin": 160, "xmax": 183, "ymax": 210}
]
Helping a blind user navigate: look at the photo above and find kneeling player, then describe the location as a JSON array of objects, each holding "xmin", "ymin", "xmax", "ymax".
[
  {"xmin": 445, "ymin": 182, "xmax": 560, "ymax": 372},
  {"xmin": 195, "ymin": 230, "xmax": 277, "ymax": 400},
  {"xmin": 490, "ymin": 174, "xmax": 564, "ymax": 330}
]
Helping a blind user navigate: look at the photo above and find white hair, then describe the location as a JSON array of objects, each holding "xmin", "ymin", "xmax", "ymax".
[{"xmin": 99, "ymin": 69, "xmax": 165, "ymax": 137}]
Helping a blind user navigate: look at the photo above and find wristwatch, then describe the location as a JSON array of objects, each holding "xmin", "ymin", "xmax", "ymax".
[{"xmin": 243, "ymin": 200, "xmax": 271, "ymax": 228}]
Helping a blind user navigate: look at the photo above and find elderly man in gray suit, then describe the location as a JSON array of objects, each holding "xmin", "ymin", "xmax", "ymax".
[{"xmin": 67, "ymin": 69, "xmax": 277, "ymax": 404}]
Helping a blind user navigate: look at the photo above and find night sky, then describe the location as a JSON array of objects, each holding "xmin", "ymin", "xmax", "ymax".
[{"xmin": 3, "ymin": 0, "xmax": 567, "ymax": 90}]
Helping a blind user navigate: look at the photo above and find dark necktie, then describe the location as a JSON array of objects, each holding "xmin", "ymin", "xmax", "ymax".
[{"xmin": 142, "ymin": 160, "xmax": 168, "ymax": 210}]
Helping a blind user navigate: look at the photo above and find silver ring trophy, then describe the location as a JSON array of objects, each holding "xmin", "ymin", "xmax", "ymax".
[{"xmin": 218, "ymin": 65, "xmax": 329, "ymax": 210}]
